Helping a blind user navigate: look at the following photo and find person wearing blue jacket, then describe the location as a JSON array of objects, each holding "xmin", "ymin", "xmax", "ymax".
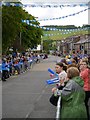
[{"xmin": 2, "ymin": 60, "xmax": 9, "ymax": 81}]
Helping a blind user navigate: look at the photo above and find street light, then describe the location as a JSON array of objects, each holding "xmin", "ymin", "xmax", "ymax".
[
  {"xmin": 20, "ymin": 32, "xmax": 21, "ymax": 46},
  {"xmin": 41, "ymin": 35, "xmax": 43, "ymax": 52}
]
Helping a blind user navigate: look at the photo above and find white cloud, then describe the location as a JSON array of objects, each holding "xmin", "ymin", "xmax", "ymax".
[
  {"xmin": 21, "ymin": 0, "xmax": 89, "ymax": 26},
  {"xmin": 24, "ymin": 6, "xmax": 88, "ymax": 26}
]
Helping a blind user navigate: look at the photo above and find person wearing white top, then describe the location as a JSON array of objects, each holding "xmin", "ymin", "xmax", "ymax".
[{"xmin": 49, "ymin": 62, "xmax": 67, "ymax": 106}]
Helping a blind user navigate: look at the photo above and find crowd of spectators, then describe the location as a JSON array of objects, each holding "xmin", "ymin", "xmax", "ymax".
[
  {"xmin": 0, "ymin": 51, "xmax": 47, "ymax": 81},
  {"xmin": 50, "ymin": 52, "xmax": 90, "ymax": 119},
  {"xmin": 1, "ymin": 51, "xmax": 90, "ymax": 119}
]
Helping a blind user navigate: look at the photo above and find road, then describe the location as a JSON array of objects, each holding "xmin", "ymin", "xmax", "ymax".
[
  {"xmin": 2, "ymin": 55, "xmax": 60, "ymax": 119},
  {"xmin": 2, "ymin": 55, "xmax": 90, "ymax": 119}
]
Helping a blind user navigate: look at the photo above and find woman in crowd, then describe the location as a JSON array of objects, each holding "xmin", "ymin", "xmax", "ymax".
[
  {"xmin": 55, "ymin": 62, "xmax": 67, "ymax": 83},
  {"xmin": 79, "ymin": 59, "xmax": 90, "ymax": 120},
  {"xmin": 53, "ymin": 67, "xmax": 87, "ymax": 119},
  {"xmin": 49, "ymin": 62, "xmax": 67, "ymax": 106}
]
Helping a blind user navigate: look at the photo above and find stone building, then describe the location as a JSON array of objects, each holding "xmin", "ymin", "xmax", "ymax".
[{"xmin": 59, "ymin": 34, "xmax": 90, "ymax": 55}]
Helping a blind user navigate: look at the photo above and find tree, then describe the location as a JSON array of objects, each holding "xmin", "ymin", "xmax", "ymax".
[{"xmin": 2, "ymin": 2, "xmax": 43, "ymax": 53}]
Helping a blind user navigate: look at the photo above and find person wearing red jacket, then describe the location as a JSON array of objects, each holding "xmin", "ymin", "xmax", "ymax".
[{"xmin": 79, "ymin": 59, "xmax": 90, "ymax": 120}]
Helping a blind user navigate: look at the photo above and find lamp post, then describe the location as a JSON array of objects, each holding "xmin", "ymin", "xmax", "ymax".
[
  {"xmin": 19, "ymin": 25, "xmax": 22, "ymax": 51},
  {"xmin": 41, "ymin": 35, "xmax": 43, "ymax": 53},
  {"xmin": 20, "ymin": 32, "xmax": 21, "ymax": 46}
]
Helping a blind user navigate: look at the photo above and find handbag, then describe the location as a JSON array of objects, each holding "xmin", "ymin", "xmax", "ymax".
[{"xmin": 49, "ymin": 93, "xmax": 59, "ymax": 106}]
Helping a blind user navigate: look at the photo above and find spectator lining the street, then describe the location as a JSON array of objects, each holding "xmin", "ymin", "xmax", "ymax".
[
  {"xmin": 49, "ymin": 62, "xmax": 67, "ymax": 106},
  {"xmin": 79, "ymin": 59, "xmax": 90, "ymax": 120},
  {"xmin": 54, "ymin": 67, "xmax": 87, "ymax": 119}
]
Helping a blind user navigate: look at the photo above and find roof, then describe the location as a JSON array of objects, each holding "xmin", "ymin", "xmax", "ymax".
[{"xmin": 74, "ymin": 38, "xmax": 90, "ymax": 44}]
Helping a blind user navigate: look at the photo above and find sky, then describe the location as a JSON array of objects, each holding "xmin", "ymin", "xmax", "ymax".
[{"xmin": 21, "ymin": 0, "xmax": 89, "ymax": 27}]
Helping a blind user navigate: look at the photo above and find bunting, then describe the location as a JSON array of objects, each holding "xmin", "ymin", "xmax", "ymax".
[
  {"xmin": 22, "ymin": 7, "xmax": 89, "ymax": 22},
  {"xmin": 43, "ymin": 29, "xmax": 89, "ymax": 37},
  {"xmin": 0, "ymin": 2, "xmax": 89, "ymax": 8},
  {"xmin": 22, "ymin": 20, "xmax": 90, "ymax": 32},
  {"xmin": 26, "ymin": 21, "xmax": 90, "ymax": 36},
  {"xmin": 2, "ymin": 1, "xmax": 90, "ymax": 36}
]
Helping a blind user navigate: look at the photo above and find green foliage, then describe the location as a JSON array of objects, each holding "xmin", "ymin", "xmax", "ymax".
[
  {"xmin": 42, "ymin": 25, "xmax": 89, "ymax": 41},
  {"xmin": 2, "ymin": 3, "xmax": 43, "ymax": 53},
  {"xmin": 43, "ymin": 25, "xmax": 78, "ymax": 30},
  {"xmin": 43, "ymin": 40, "xmax": 56, "ymax": 53}
]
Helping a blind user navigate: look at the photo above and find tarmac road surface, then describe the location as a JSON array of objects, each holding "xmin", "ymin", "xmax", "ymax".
[
  {"xmin": 2, "ymin": 55, "xmax": 60, "ymax": 119},
  {"xmin": 2, "ymin": 55, "xmax": 90, "ymax": 119}
]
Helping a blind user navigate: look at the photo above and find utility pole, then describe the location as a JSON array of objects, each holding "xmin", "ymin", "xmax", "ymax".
[
  {"xmin": 41, "ymin": 35, "xmax": 43, "ymax": 53},
  {"xmin": 20, "ymin": 32, "xmax": 21, "ymax": 46}
]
